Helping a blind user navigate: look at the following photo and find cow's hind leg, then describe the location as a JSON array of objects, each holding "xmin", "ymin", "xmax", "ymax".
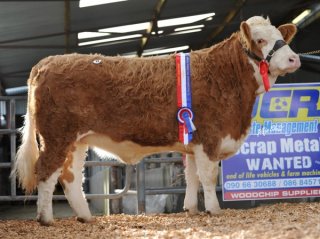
[
  {"xmin": 36, "ymin": 142, "xmax": 70, "ymax": 225},
  {"xmin": 59, "ymin": 143, "xmax": 92, "ymax": 223},
  {"xmin": 183, "ymin": 154, "xmax": 200, "ymax": 214},
  {"xmin": 36, "ymin": 167, "xmax": 61, "ymax": 226},
  {"xmin": 194, "ymin": 145, "xmax": 221, "ymax": 214}
]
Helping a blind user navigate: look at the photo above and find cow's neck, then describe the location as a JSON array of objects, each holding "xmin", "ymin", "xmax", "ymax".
[
  {"xmin": 191, "ymin": 32, "xmax": 259, "ymax": 143},
  {"xmin": 221, "ymin": 34, "xmax": 258, "ymax": 137}
]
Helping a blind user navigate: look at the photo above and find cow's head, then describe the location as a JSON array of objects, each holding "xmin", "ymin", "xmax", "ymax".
[{"xmin": 240, "ymin": 16, "xmax": 301, "ymax": 93}]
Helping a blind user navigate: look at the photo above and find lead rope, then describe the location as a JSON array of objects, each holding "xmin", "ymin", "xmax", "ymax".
[{"xmin": 298, "ymin": 49, "xmax": 320, "ymax": 55}]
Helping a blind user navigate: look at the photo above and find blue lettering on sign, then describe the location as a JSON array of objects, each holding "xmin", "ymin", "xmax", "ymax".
[
  {"xmin": 289, "ymin": 90, "xmax": 320, "ymax": 117},
  {"xmin": 260, "ymin": 90, "xmax": 291, "ymax": 118},
  {"xmin": 259, "ymin": 89, "xmax": 320, "ymax": 119}
]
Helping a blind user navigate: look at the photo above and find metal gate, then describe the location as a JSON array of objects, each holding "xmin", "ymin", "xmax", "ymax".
[{"xmin": 0, "ymin": 96, "xmax": 133, "ymax": 202}]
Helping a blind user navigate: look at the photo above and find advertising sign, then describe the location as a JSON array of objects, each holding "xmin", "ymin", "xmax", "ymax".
[{"xmin": 222, "ymin": 83, "xmax": 320, "ymax": 201}]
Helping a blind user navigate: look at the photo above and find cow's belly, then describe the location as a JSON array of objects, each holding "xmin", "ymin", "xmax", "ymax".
[
  {"xmin": 78, "ymin": 132, "xmax": 191, "ymax": 164},
  {"xmin": 218, "ymin": 131, "xmax": 249, "ymax": 160}
]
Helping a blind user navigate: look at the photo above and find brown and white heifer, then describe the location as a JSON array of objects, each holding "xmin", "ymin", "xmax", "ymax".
[{"xmin": 13, "ymin": 16, "xmax": 300, "ymax": 225}]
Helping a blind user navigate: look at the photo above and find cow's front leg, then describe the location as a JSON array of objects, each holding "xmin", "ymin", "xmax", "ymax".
[
  {"xmin": 183, "ymin": 154, "xmax": 200, "ymax": 214},
  {"xmin": 194, "ymin": 145, "xmax": 221, "ymax": 214}
]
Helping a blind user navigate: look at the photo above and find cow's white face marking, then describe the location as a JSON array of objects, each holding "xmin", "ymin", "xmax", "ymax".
[{"xmin": 246, "ymin": 16, "xmax": 300, "ymax": 93}]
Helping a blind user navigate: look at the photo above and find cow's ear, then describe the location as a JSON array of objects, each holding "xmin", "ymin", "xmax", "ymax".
[
  {"xmin": 240, "ymin": 21, "xmax": 252, "ymax": 49},
  {"xmin": 278, "ymin": 24, "xmax": 297, "ymax": 44}
]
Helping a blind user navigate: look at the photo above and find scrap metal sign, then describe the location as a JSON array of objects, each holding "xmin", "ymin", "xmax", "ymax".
[{"xmin": 222, "ymin": 83, "xmax": 320, "ymax": 201}]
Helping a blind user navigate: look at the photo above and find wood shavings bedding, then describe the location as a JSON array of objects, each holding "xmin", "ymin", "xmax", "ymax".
[{"xmin": 1, "ymin": 202, "xmax": 320, "ymax": 239}]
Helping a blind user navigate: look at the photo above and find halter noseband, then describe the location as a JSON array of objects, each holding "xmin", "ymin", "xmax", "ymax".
[{"xmin": 245, "ymin": 39, "xmax": 287, "ymax": 64}]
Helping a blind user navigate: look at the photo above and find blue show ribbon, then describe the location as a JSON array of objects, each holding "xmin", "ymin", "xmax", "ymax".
[
  {"xmin": 185, "ymin": 53, "xmax": 192, "ymax": 108},
  {"xmin": 182, "ymin": 111, "xmax": 196, "ymax": 134}
]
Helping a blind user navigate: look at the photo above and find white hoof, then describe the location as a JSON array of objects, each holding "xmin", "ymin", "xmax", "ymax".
[{"xmin": 184, "ymin": 207, "xmax": 200, "ymax": 215}]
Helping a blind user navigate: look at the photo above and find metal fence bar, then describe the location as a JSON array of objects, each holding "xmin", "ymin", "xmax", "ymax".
[
  {"xmin": 144, "ymin": 157, "xmax": 182, "ymax": 164},
  {"xmin": 0, "ymin": 160, "xmax": 126, "ymax": 169},
  {"xmin": 0, "ymin": 96, "xmax": 27, "ymax": 101},
  {"xmin": 0, "ymin": 162, "xmax": 11, "ymax": 168},
  {"xmin": 9, "ymin": 99, "xmax": 17, "ymax": 197},
  {"xmin": 84, "ymin": 160, "xmax": 125, "ymax": 167},
  {"xmin": 0, "ymin": 193, "xmax": 132, "ymax": 201},
  {"xmin": 136, "ymin": 160, "xmax": 146, "ymax": 214},
  {"xmin": 145, "ymin": 187, "xmax": 186, "ymax": 195},
  {"xmin": 145, "ymin": 186, "xmax": 222, "ymax": 195},
  {"xmin": 0, "ymin": 129, "xmax": 18, "ymax": 134}
]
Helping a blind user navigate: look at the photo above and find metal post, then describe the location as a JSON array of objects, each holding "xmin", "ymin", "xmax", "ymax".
[
  {"xmin": 136, "ymin": 160, "xmax": 146, "ymax": 214},
  {"xmin": 9, "ymin": 99, "xmax": 16, "ymax": 197}
]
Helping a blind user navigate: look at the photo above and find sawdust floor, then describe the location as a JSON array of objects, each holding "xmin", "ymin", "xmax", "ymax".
[{"xmin": 1, "ymin": 202, "xmax": 320, "ymax": 239}]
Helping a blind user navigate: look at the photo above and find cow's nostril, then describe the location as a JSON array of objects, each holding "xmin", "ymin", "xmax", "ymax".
[{"xmin": 288, "ymin": 54, "xmax": 301, "ymax": 68}]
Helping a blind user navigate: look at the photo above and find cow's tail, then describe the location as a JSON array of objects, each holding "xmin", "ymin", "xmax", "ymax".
[{"xmin": 11, "ymin": 81, "xmax": 39, "ymax": 194}]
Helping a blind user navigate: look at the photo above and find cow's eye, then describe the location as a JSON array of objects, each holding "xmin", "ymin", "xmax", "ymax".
[{"xmin": 257, "ymin": 39, "xmax": 266, "ymax": 45}]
